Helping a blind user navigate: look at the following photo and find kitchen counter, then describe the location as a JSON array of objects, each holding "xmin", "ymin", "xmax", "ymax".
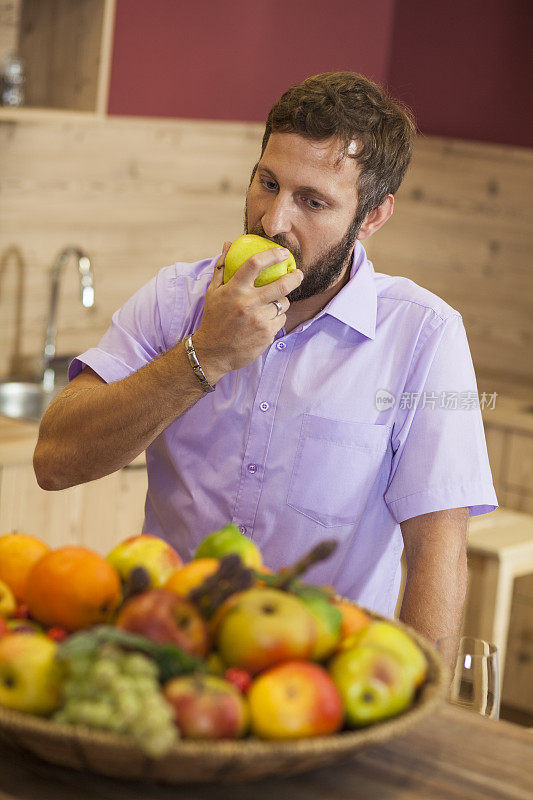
[
  {"xmin": 0, "ymin": 390, "xmax": 531, "ymax": 466},
  {"xmin": 0, "ymin": 703, "xmax": 530, "ymax": 799}
]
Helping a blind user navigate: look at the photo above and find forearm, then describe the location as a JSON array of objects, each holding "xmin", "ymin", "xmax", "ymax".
[
  {"xmin": 34, "ymin": 340, "xmax": 220, "ymax": 490},
  {"xmin": 399, "ymin": 510, "xmax": 468, "ymax": 671}
]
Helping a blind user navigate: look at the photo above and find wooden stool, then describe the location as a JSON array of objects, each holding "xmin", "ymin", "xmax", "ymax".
[{"xmin": 463, "ymin": 507, "xmax": 533, "ymax": 688}]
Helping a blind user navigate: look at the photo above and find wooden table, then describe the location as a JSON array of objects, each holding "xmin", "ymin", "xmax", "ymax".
[{"xmin": 0, "ymin": 703, "xmax": 531, "ymax": 800}]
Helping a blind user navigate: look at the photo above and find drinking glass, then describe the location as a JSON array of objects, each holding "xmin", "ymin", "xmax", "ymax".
[{"xmin": 439, "ymin": 636, "xmax": 500, "ymax": 719}]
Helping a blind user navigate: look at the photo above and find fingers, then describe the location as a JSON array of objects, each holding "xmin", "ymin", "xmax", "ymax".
[
  {"xmin": 229, "ymin": 247, "xmax": 294, "ymax": 288},
  {"xmin": 210, "ymin": 241, "xmax": 232, "ymax": 288},
  {"xmin": 256, "ymin": 268, "xmax": 303, "ymax": 303}
]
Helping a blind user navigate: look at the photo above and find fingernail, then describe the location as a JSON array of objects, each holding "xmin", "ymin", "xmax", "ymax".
[{"xmin": 279, "ymin": 249, "xmax": 290, "ymax": 258}]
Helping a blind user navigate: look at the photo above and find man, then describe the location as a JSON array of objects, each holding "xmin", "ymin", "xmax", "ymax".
[{"xmin": 34, "ymin": 72, "xmax": 497, "ymax": 666}]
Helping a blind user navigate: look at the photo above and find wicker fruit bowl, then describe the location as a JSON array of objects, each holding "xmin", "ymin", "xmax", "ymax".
[{"xmin": 0, "ymin": 611, "xmax": 447, "ymax": 784}]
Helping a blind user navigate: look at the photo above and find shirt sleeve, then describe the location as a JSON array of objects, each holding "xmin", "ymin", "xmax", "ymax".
[
  {"xmin": 68, "ymin": 267, "xmax": 176, "ymax": 384},
  {"xmin": 384, "ymin": 313, "xmax": 498, "ymax": 522}
]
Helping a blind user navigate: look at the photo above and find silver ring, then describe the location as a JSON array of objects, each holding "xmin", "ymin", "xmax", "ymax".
[{"xmin": 272, "ymin": 300, "xmax": 283, "ymax": 316}]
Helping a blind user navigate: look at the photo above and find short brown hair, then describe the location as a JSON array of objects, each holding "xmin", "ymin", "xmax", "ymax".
[{"xmin": 262, "ymin": 72, "xmax": 416, "ymax": 226}]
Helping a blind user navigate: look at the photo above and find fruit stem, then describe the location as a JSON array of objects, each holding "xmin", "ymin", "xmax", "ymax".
[{"xmin": 261, "ymin": 540, "xmax": 339, "ymax": 591}]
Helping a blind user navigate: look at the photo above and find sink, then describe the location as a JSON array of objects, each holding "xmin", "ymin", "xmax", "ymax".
[{"xmin": 0, "ymin": 381, "xmax": 59, "ymax": 422}]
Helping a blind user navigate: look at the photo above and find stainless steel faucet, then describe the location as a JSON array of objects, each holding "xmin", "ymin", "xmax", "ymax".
[{"xmin": 42, "ymin": 246, "xmax": 95, "ymax": 391}]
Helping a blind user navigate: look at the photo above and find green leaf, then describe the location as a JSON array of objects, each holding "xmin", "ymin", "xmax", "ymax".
[{"xmin": 57, "ymin": 626, "xmax": 206, "ymax": 681}]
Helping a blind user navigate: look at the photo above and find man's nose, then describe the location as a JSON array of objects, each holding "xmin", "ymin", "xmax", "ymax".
[{"xmin": 261, "ymin": 194, "xmax": 293, "ymax": 238}]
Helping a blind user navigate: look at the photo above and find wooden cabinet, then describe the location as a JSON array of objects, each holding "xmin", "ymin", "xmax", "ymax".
[
  {"xmin": 483, "ymin": 398, "xmax": 533, "ymax": 514},
  {"xmin": 0, "ymin": 0, "xmax": 116, "ymax": 121},
  {"xmin": 502, "ymin": 575, "xmax": 533, "ymax": 714},
  {"xmin": 0, "ymin": 457, "xmax": 147, "ymax": 555}
]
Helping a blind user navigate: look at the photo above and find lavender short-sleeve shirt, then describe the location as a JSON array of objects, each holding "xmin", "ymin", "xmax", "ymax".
[{"xmin": 69, "ymin": 242, "xmax": 497, "ymax": 617}]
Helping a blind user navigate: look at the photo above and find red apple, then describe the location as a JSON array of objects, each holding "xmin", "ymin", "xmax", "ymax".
[
  {"xmin": 163, "ymin": 673, "xmax": 249, "ymax": 739},
  {"xmin": 248, "ymin": 660, "xmax": 344, "ymax": 739},
  {"xmin": 115, "ymin": 589, "xmax": 209, "ymax": 658}
]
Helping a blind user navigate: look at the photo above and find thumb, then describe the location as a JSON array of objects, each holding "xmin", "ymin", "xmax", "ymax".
[{"xmin": 210, "ymin": 241, "xmax": 232, "ymax": 288}]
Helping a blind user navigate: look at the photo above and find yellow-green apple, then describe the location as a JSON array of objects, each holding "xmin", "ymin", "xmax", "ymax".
[
  {"xmin": 7, "ymin": 619, "xmax": 43, "ymax": 635},
  {"xmin": 0, "ymin": 632, "xmax": 63, "ymax": 714},
  {"xmin": 296, "ymin": 587, "xmax": 342, "ymax": 661},
  {"xmin": 107, "ymin": 534, "xmax": 182, "ymax": 589},
  {"xmin": 224, "ymin": 234, "xmax": 296, "ymax": 287},
  {"xmin": 115, "ymin": 589, "xmax": 209, "ymax": 658},
  {"xmin": 329, "ymin": 644, "xmax": 416, "ymax": 727},
  {"xmin": 248, "ymin": 660, "xmax": 343, "ymax": 739},
  {"xmin": 163, "ymin": 673, "xmax": 249, "ymax": 739},
  {"xmin": 0, "ymin": 579, "xmax": 16, "ymax": 618},
  {"xmin": 341, "ymin": 621, "xmax": 427, "ymax": 687},
  {"xmin": 214, "ymin": 587, "xmax": 316, "ymax": 674},
  {"xmin": 195, "ymin": 524, "xmax": 263, "ymax": 570}
]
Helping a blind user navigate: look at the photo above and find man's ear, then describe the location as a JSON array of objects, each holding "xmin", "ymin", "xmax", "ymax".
[{"xmin": 357, "ymin": 195, "xmax": 394, "ymax": 241}]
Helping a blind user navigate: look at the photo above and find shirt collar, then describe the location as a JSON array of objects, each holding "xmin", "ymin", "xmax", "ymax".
[{"xmin": 322, "ymin": 241, "xmax": 377, "ymax": 340}]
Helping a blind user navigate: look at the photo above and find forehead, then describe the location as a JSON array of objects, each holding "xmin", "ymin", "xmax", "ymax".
[{"xmin": 258, "ymin": 132, "xmax": 359, "ymax": 197}]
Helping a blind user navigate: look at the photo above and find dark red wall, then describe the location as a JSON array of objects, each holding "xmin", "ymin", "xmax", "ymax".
[
  {"xmin": 388, "ymin": 0, "xmax": 533, "ymax": 149},
  {"xmin": 108, "ymin": 0, "xmax": 396, "ymax": 122},
  {"xmin": 108, "ymin": 0, "xmax": 533, "ymax": 148}
]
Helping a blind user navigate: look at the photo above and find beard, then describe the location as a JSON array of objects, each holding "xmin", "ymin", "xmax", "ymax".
[{"xmin": 244, "ymin": 203, "xmax": 361, "ymax": 303}]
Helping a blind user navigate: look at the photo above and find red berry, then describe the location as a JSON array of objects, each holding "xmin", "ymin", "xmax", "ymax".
[
  {"xmin": 47, "ymin": 626, "xmax": 69, "ymax": 642},
  {"xmin": 14, "ymin": 603, "xmax": 31, "ymax": 619},
  {"xmin": 224, "ymin": 667, "xmax": 252, "ymax": 693}
]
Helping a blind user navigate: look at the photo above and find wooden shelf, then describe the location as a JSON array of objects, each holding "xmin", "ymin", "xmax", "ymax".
[
  {"xmin": 0, "ymin": 0, "xmax": 116, "ymax": 118},
  {"xmin": 0, "ymin": 106, "xmax": 104, "ymax": 123}
]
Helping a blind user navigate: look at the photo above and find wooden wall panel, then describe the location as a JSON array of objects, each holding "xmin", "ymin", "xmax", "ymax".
[
  {"xmin": 365, "ymin": 136, "xmax": 533, "ymax": 387},
  {"xmin": 0, "ymin": 0, "xmax": 21, "ymax": 64},
  {"xmin": 0, "ymin": 116, "xmax": 263, "ymax": 379},
  {"xmin": 0, "ymin": 118, "xmax": 532, "ymax": 392}
]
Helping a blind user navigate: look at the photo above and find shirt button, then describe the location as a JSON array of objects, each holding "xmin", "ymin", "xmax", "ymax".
[
  {"xmin": 276, "ymin": 341, "xmax": 286, "ymax": 350},
  {"xmin": 247, "ymin": 463, "xmax": 257, "ymax": 474},
  {"xmin": 238, "ymin": 524, "xmax": 247, "ymax": 534},
  {"xmin": 259, "ymin": 401, "xmax": 270, "ymax": 412}
]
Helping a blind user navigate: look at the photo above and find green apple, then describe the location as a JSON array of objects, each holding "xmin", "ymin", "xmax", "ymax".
[
  {"xmin": 329, "ymin": 644, "xmax": 416, "ymax": 727},
  {"xmin": 296, "ymin": 586, "xmax": 342, "ymax": 661},
  {"xmin": 224, "ymin": 234, "xmax": 296, "ymax": 287},
  {"xmin": 214, "ymin": 587, "xmax": 316, "ymax": 674},
  {"xmin": 343, "ymin": 621, "xmax": 428, "ymax": 687},
  {"xmin": 107, "ymin": 534, "xmax": 183, "ymax": 589},
  {"xmin": 0, "ymin": 632, "xmax": 63, "ymax": 715},
  {"xmin": 195, "ymin": 524, "xmax": 263, "ymax": 570}
]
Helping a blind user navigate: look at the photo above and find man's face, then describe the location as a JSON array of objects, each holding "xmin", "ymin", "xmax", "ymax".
[{"xmin": 245, "ymin": 132, "xmax": 361, "ymax": 302}]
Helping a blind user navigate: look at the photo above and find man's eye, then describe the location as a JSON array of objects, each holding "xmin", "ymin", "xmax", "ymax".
[
  {"xmin": 261, "ymin": 179, "xmax": 278, "ymax": 191},
  {"xmin": 302, "ymin": 197, "xmax": 325, "ymax": 211}
]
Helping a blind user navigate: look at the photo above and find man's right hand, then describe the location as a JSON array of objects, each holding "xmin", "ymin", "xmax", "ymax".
[{"xmin": 192, "ymin": 241, "xmax": 303, "ymax": 383}]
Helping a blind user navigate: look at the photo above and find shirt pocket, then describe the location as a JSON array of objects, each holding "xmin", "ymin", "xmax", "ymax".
[{"xmin": 287, "ymin": 414, "xmax": 391, "ymax": 528}]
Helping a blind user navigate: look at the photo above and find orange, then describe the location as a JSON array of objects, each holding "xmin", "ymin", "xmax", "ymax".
[
  {"xmin": 0, "ymin": 532, "xmax": 50, "ymax": 602},
  {"xmin": 332, "ymin": 599, "xmax": 371, "ymax": 645},
  {"xmin": 164, "ymin": 558, "xmax": 220, "ymax": 597},
  {"xmin": 25, "ymin": 546, "xmax": 121, "ymax": 631}
]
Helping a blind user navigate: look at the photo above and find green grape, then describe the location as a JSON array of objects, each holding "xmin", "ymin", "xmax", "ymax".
[
  {"xmin": 53, "ymin": 642, "xmax": 178, "ymax": 757},
  {"xmin": 92, "ymin": 658, "xmax": 120, "ymax": 688},
  {"xmin": 123, "ymin": 653, "xmax": 158, "ymax": 679}
]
